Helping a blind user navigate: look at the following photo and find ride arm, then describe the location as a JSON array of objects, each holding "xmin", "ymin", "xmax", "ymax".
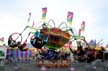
[
  {"xmin": 63, "ymin": 28, "xmax": 77, "ymax": 40},
  {"xmin": 26, "ymin": 26, "xmax": 39, "ymax": 31}
]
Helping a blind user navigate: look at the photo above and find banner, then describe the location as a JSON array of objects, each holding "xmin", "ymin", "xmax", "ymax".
[
  {"xmin": 67, "ymin": 11, "xmax": 73, "ymax": 25},
  {"xmin": 41, "ymin": 7, "xmax": 47, "ymax": 20},
  {"xmin": 81, "ymin": 21, "xmax": 85, "ymax": 32}
]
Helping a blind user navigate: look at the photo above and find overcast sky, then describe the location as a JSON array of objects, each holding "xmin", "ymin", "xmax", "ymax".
[{"xmin": 0, "ymin": 0, "xmax": 108, "ymax": 46}]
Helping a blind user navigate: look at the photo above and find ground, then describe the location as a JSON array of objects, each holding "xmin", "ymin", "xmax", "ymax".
[{"xmin": 0, "ymin": 59, "xmax": 108, "ymax": 71}]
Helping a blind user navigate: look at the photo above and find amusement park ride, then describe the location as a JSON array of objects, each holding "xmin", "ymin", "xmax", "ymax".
[
  {"xmin": 8, "ymin": 19, "xmax": 72, "ymax": 50},
  {"xmin": 7, "ymin": 20, "xmax": 87, "ymax": 50},
  {"xmin": 7, "ymin": 7, "xmax": 88, "ymax": 62}
]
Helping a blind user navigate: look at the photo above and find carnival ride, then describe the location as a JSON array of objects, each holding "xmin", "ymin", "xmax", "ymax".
[
  {"xmin": 8, "ymin": 20, "xmax": 86, "ymax": 49},
  {"xmin": 7, "ymin": 7, "xmax": 88, "ymax": 63}
]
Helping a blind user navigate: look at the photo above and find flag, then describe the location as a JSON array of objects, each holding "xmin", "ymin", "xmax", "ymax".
[
  {"xmin": 28, "ymin": 12, "xmax": 31, "ymax": 22},
  {"xmin": 0, "ymin": 37, "xmax": 4, "ymax": 41},
  {"xmin": 41, "ymin": 7, "xmax": 47, "ymax": 20},
  {"xmin": 93, "ymin": 40, "xmax": 96, "ymax": 47},
  {"xmin": 78, "ymin": 29, "xmax": 81, "ymax": 35},
  {"xmin": 32, "ymin": 21, "xmax": 34, "ymax": 27},
  {"xmin": 67, "ymin": 11, "xmax": 73, "ymax": 25},
  {"xmin": 0, "ymin": 37, "xmax": 5, "ymax": 46},
  {"xmin": 81, "ymin": 21, "xmax": 85, "ymax": 32}
]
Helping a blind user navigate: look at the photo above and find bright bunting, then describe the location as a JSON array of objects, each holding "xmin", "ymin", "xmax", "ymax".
[
  {"xmin": 41, "ymin": 7, "xmax": 47, "ymax": 20},
  {"xmin": 67, "ymin": 11, "xmax": 73, "ymax": 25}
]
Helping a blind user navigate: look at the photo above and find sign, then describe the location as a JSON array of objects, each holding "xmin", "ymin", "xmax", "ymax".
[{"xmin": 0, "ymin": 46, "xmax": 7, "ymax": 59}]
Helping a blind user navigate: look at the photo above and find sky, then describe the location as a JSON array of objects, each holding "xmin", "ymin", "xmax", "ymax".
[{"xmin": 0, "ymin": 0, "xmax": 108, "ymax": 46}]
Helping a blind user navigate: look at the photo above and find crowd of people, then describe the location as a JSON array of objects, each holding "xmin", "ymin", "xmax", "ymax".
[
  {"xmin": 33, "ymin": 44, "xmax": 108, "ymax": 64},
  {"xmin": 72, "ymin": 45, "xmax": 108, "ymax": 63}
]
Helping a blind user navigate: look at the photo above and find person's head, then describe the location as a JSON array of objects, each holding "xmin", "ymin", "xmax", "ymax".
[{"xmin": 78, "ymin": 45, "xmax": 83, "ymax": 50}]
